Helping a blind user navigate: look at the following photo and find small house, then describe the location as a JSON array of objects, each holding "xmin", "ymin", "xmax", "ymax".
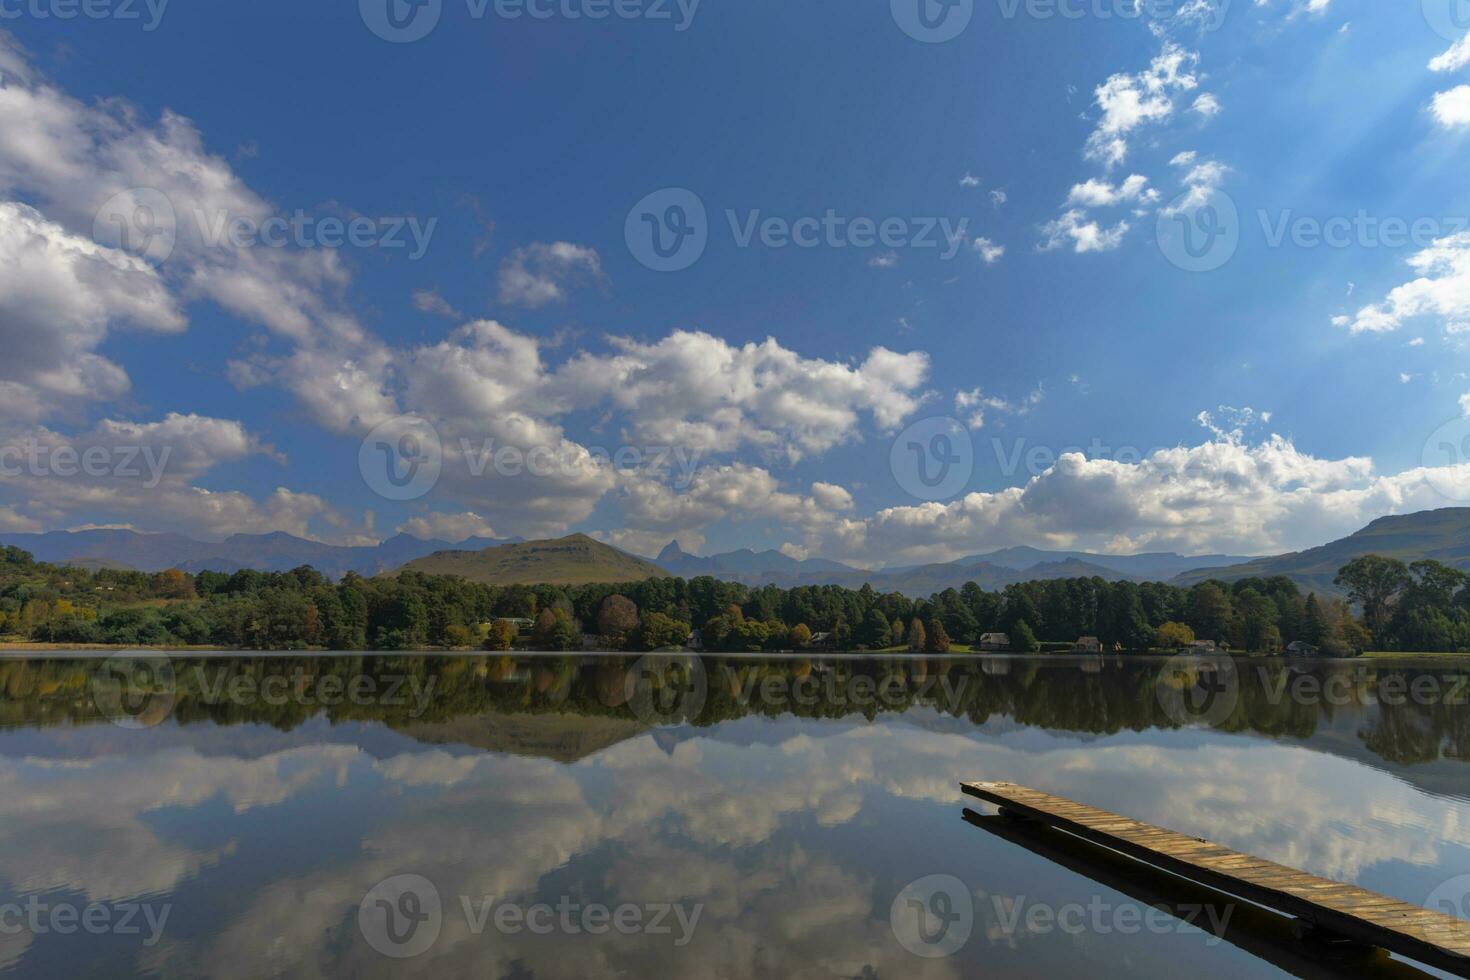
[
  {"xmin": 1073, "ymin": 636, "xmax": 1103, "ymax": 654},
  {"xmin": 1187, "ymin": 639, "xmax": 1218, "ymax": 652},
  {"xmin": 808, "ymin": 631, "xmax": 834, "ymax": 650},
  {"xmin": 978, "ymin": 632, "xmax": 1010, "ymax": 651},
  {"xmin": 1285, "ymin": 640, "xmax": 1320, "ymax": 656}
]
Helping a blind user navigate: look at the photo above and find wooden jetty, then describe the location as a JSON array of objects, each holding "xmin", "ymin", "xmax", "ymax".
[
  {"xmin": 963, "ymin": 809, "xmax": 1435, "ymax": 979},
  {"xmin": 961, "ymin": 780, "xmax": 1470, "ymax": 978}
]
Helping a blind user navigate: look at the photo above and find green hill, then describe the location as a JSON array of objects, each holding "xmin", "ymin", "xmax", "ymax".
[
  {"xmin": 398, "ymin": 533, "xmax": 670, "ymax": 586},
  {"xmin": 1171, "ymin": 508, "xmax": 1470, "ymax": 596}
]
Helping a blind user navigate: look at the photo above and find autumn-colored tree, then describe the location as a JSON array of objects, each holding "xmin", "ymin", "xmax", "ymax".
[
  {"xmin": 597, "ymin": 594, "xmax": 640, "ymax": 646},
  {"xmin": 151, "ymin": 568, "xmax": 195, "ymax": 599},
  {"xmin": 907, "ymin": 618, "xmax": 926, "ymax": 652},
  {"xmin": 1155, "ymin": 621, "xmax": 1195, "ymax": 649},
  {"xmin": 483, "ymin": 619, "xmax": 516, "ymax": 651},
  {"xmin": 789, "ymin": 623, "xmax": 813, "ymax": 648},
  {"xmin": 926, "ymin": 618, "xmax": 951, "ymax": 653}
]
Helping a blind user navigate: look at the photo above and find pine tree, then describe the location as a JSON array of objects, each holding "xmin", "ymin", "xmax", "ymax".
[{"xmin": 1302, "ymin": 593, "xmax": 1326, "ymax": 646}]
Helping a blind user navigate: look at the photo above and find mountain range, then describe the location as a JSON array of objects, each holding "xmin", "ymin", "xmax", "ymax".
[
  {"xmin": 0, "ymin": 528, "xmax": 517, "ymax": 578},
  {"xmin": 1169, "ymin": 508, "xmax": 1470, "ymax": 596},
  {"xmin": 654, "ymin": 539, "xmax": 1254, "ymax": 596},
  {"xmin": 10, "ymin": 508, "xmax": 1470, "ymax": 597}
]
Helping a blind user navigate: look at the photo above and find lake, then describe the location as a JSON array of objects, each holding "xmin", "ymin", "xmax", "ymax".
[{"xmin": 0, "ymin": 652, "xmax": 1467, "ymax": 978}]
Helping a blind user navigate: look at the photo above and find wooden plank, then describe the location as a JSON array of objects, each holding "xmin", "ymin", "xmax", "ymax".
[
  {"xmin": 962, "ymin": 780, "xmax": 1470, "ymax": 978},
  {"xmin": 963, "ymin": 808, "xmax": 1437, "ymax": 980}
]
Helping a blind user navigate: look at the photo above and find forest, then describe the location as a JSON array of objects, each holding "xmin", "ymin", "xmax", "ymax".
[{"xmin": 0, "ymin": 544, "xmax": 1466, "ymax": 653}]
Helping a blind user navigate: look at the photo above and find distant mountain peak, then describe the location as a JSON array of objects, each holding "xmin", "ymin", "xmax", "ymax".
[{"xmin": 657, "ymin": 540, "xmax": 688, "ymax": 562}]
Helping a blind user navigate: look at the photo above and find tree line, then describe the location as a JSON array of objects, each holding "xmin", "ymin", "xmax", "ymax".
[{"xmin": 0, "ymin": 543, "xmax": 1464, "ymax": 653}]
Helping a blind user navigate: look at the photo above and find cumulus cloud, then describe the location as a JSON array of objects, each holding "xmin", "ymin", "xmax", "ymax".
[
  {"xmin": 0, "ymin": 413, "xmax": 360, "ymax": 542},
  {"xmin": 1039, "ymin": 210, "xmax": 1130, "ymax": 253},
  {"xmin": 1336, "ymin": 232, "xmax": 1470, "ymax": 335},
  {"xmin": 1429, "ymin": 34, "xmax": 1470, "ymax": 74},
  {"xmin": 496, "ymin": 241, "xmax": 604, "ymax": 307},
  {"xmin": 806, "ymin": 424, "xmax": 1470, "ymax": 566},
  {"xmin": 971, "ymin": 236, "xmax": 1005, "ymax": 263},
  {"xmin": 1085, "ymin": 43, "xmax": 1199, "ymax": 167},
  {"xmin": 0, "ymin": 202, "xmax": 184, "ymax": 417},
  {"xmin": 1065, "ymin": 175, "xmax": 1157, "ymax": 208},
  {"xmin": 554, "ymin": 331, "xmax": 930, "ymax": 458},
  {"xmin": 396, "ymin": 511, "xmax": 498, "ymax": 542},
  {"xmin": 1430, "ymin": 85, "xmax": 1470, "ymax": 128}
]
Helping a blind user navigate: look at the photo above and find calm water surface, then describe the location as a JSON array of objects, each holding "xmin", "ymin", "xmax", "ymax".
[{"xmin": 0, "ymin": 653, "xmax": 1467, "ymax": 978}]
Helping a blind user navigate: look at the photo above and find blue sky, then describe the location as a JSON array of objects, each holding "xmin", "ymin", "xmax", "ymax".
[{"xmin": 1, "ymin": 0, "xmax": 1469, "ymax": 565}]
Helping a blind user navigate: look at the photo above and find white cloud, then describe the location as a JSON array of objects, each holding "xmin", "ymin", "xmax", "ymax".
[
  {"xmin": 0, "ymin": 202, "xmax": 184, "ymax": 417},
  {"xmin": 989, "ymin": 189, "xmax": 1008, "ymax": 208},
  {"xmin": 953, "ymin": 385, "xmax": 1041, "ymax": 429},
  {"xmin": 496, "ymin": 241, "xmax": 604, "ymax": 307},
  {"xmin": 1430, "ymin": 34, "xmax": 1470, "ymax": 74},
  {"xmin": 553, "ymin": 330, "xmax": 930, "ymax": 458},
  {"xmin": 1065, "ymin": 174, "xmax": 1156, "ymax": 208},
  {"xmin": 972, "ymin": 236, "xmax": 1005, "ymax": 263},
  {"xmin": 1190, "ymin": 93, "xmax": 1222, "ymax": 117},
  {"xmin": 809, "ymin": 426, "xmax": 1470, "ymax": 566},
  {"xmin": 1461, "ymin": 392, "xmax": 1470, "ymax": 417},
  {"xmin": 412, "ymin": 288, "xmax": 461, "ymax": 318},
  {"xmin": 810, "ymin": 481, "xmax": 854, "ymax": 511},
  {"xmin": 867, "ymin": 250, "xmax": 898, "ymax": 268},
  {"xmin": 1431, "ymin": 85, "xmax": 1470, "ymax": 128},
  {"xmin": 1338, "ymin": 232, "xmax": 1470, "ymax": 334},
  {"xmin": 1085, "ymin": 43, "xmax": 1199, "ymax": 167},
  {"xmin": 1039, "ymin": 210, "xmax": 1130, "ymax": 253},
  {"xmin": 397, "ymin": 511, "xmax": 498, "ymax": 541},
  {"xmin": 959, "ymin": 172, "xmax": 981, "ymax": 187}
]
